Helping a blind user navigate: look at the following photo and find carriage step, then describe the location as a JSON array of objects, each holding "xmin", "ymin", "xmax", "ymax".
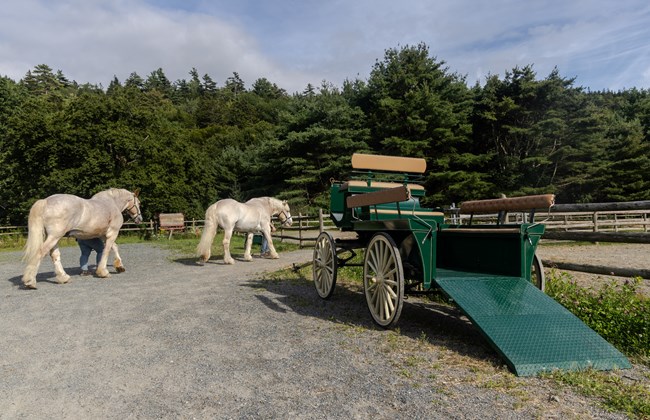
[{"xmin": 433, "ymin": 269, "xmax": 631, "ymax": 376}]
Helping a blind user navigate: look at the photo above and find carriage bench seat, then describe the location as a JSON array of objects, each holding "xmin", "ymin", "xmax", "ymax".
[
  {"xmin": 340, "ymin": 180, "xmax": 425, "ymax": 195},
  {"xmin": 345, "ymin": 185, "xmax": 444, "ymax": 221},
  {"xmin": 158, "ymin": 212, "xmax": 185, "ymax": 239}
]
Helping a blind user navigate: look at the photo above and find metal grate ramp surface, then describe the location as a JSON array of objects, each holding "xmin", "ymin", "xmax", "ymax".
[{"xmin": 434, "ymin": 269, "xmax": 631, "ymax": 376}]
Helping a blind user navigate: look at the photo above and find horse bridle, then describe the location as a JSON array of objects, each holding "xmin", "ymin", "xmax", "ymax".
[
  {"xmin": 277, "ymin": 210, "xmax": 292, "ymax": 226},
  {"xmin": 124, "ymin": 195, "xmax": 142, "ymax": 222}
]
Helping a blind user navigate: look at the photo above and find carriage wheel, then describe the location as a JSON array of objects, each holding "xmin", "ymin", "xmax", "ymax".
[
  {"xmin": 363, "ymin": 233, "xmax": 405, "ymax": 328},
  {"xmin": 313, "ymin": 231, "xmax": 337, "ymax": 299},
  {"xmin": 531, "ymin": 253, "xmax": 546, "ymax": 292}
]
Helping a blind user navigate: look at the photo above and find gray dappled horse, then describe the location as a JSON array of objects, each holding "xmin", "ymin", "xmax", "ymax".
[
  {"xmin": 196, "ymin": 197, "xmax": 292, "ymax": 265},
  {"xmin": 21, "ymin": 188, "xmax": 142, "ymax": 289}
]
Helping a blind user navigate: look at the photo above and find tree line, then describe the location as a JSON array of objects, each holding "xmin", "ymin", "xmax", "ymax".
[{"xmin": 1, "ymin": 42, "xmax": 649, "ymax": 225}]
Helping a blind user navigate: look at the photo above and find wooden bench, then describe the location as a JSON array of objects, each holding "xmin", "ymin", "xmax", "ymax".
[
  {"xmin": 346, "ymin": 153, "xmax": 427, "ymax": 197},
  {"xmin": 158, "ymin": 213, "xmax": 185, "ymax": 239},
  {"xmin": 346, "ymin": 154, "xmax": 444, "ymax": 219}
]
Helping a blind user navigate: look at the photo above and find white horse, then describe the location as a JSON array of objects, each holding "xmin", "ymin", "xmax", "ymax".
[
  {"xmin": 22, "ymin": 188, "xmax": 143, "ymax": 289},
  {"xmin": 196, "ymin": 197, "xmax": 292, "ymax": 265}
]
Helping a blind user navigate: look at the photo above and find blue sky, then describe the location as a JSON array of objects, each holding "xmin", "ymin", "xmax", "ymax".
[{"xmin": 2, "ymin": 0, "xmax": 649, "ymax": 93}]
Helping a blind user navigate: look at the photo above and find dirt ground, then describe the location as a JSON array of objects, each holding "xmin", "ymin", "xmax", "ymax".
[
  {"xmin": 0, "ymin": 241, "xmax": 647, "ymax": 418},
  {"xmin": 536, "ymin": 242, "xmax": 650, "ymax": 296}
]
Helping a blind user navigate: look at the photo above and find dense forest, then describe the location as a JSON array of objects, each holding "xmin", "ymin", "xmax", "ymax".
[{"xmin": 1, "ymin": 43, "xmax": 649, "ymax": 225}]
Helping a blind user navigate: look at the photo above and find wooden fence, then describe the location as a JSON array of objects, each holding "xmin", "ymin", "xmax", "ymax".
[
  {"xmin": 3, "ymin": 205, "xmax": 649, "ymax": 243},
  {"xmin": 2, "ymin": 202, "xmax": 649, "ymax": 279}
]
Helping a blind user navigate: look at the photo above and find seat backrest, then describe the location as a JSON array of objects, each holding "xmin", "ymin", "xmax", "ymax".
[{"xmin": 351, "ymin": 153, "xmax": 426, "ymax": 174}]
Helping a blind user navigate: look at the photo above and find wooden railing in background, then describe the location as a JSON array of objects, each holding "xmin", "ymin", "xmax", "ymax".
[{"xmin": 2, "ymin": 202, "xmax": 649, "ymax": 279}]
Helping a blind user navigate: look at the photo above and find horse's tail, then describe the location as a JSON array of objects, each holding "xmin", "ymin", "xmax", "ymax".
[
  {"xmin": 22, "ymin": 199, "xmax": 47, "ymax": 263},
  {"xmin": 196, "ymin": 203, "xmax": 219, "ymax": 263}
]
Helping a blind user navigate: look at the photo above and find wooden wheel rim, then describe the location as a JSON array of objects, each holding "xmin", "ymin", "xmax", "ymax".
[
  {"xmin": 313, "ymin": 232, "xmax": 337, "ymax": 299},
  {"xmin": 363, "ymin": 233, "xmax": 404, "ymax": 327}
]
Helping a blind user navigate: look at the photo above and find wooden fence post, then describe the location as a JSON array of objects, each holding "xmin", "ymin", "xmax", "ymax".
[
  {"xmin": 299, "ymin": 212, "xmax": 303, "ymax": 248},
  {"xmin": 319, "ymin": 209, "xmax": 324, "ymax": 233}
]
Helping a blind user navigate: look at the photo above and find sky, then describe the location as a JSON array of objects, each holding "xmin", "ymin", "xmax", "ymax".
[{"xmin": 1, "ymin": 0, "xmax": 650, "ymax": 93}]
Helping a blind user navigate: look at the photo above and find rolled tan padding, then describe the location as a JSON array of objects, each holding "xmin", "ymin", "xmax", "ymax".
[
  {"xmin": 351, "ymin": 153, "xmax": 427, "ymax": 173},
  {"xmin": 345, "ymin": 180, "xmax": 425, "ymax": 191},
  {"xmin": 460, "ymin": 194, "xmax": 555, "ymax": 214},
  {"xmin": 347, "ymin": 186, "xmax": 410, "ymax": 208}
]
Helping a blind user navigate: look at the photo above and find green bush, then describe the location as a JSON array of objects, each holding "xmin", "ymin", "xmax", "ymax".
[{"xmin": 546, "ymin": 271, "xmax": 649, "ymax": 358}]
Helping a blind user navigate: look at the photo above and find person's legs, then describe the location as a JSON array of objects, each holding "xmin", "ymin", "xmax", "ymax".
[
  {"xmin": 78, "ymin": 241, "xmax": 92, "ymax": 274},
  {"xmin": 260, "ymin": 236, "xmax": 269, "ymax": 256},
  {"xmin": 89, "ymin": 238, "xmax": 105, "ymax": 268}
]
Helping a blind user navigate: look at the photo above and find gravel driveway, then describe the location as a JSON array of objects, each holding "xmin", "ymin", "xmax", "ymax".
[{"xmin": 0, "ymin": 242, "xmax": 640, "ymax": 419}]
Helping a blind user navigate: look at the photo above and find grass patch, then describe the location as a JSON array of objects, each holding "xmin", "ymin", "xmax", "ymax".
[
  {"xmin": 546, "ymin": 270, "xmax": 649, "ymax": 359},
  {"xmin": 1, "ymin": 229, "xmax": 300, "ymax": 258},
  {"xmin": 545, "ymin": 369, "xmax": 650, "ymax": 418},
  {"xmin": 0, "ymin": 228, "xmax": 152, "ymax": 253},
  {"xmin": 150, "ymin": 231, "xmax": 299, "ymax": 258}
]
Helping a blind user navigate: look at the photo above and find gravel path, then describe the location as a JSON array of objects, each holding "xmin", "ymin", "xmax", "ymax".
[{"xmin": 0, "ymin": 243, "xmax": 641, "ymax": 419}]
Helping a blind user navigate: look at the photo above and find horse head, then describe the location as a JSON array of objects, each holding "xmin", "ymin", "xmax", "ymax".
[
  {"xmin": 275, "ymin": 199, "xmax": 292, "ymax": 227},
  {"xmin": 124, "ymin": 188, "xmax": 143, "ymax": 224}
]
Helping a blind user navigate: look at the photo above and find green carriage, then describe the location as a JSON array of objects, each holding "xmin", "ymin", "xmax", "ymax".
[{"xmin": 312, "ymin": 153, "xmax": 630, "ymax": 376}]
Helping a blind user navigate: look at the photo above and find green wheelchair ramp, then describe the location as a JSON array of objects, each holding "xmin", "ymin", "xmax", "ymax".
[{"xmin": 434, "ymin": 269, "xmax": 631, "ymax": 377}]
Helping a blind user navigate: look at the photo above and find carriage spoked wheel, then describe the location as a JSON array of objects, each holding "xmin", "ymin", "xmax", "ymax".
[
  {"xmin": 363, "ymin": 233, "xmax": 405, "ymax": 328},
  {"xmin": 313, "ymin": 231, "xmax": 338, "ymax": 299},
  {"xmin": 531, "ymin": 253, "xmax": 546, "ymax": 292}
]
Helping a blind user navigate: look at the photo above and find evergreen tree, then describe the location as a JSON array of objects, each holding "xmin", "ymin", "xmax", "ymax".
[
  {"xmin": 472, "ymin": 66, "xmax": 581, "ymax": 198},
  {"xmin": 144, "ymin": 68, "xmax": 172, "ymax": 97},
  {"xmin": 124, "ymin": 72, "xmax": 145, "ymax": 90},
  {"xmin": 225, "ymin": 72, "xmax": 245, "ymax": 96},
  {"xmin": 260, "ymin": 82, "xmax": 370, "ymax": 211},
  {"xmin": 361, "ymin": 43, "xmax": 478, "ymax": 205}
]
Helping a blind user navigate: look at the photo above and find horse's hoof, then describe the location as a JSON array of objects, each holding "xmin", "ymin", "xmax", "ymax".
[
  {"xmin": 23, "ymin": 283, "xmax": 37, "ymax": 290},
  {"xmin": 224, "ymin": 259, "xmax": 235, "ymax": 265},
  {"xmin": 57, "ymin": 275, "xmax": 71, "ymax": 284},
  {"xmin": 116, "ymin": 266, "xmax": 126, "ymax": 273},
  {"xmin": 270, "ymin": 253, "xmax": 279, "ymax": 259},
  {"xmin": 96, "ymin": 270, "xmax": 110, "ymax": 278},
  {"xmin": 196, "ymin": 260, "xmax": 205, "ymax": 266}
]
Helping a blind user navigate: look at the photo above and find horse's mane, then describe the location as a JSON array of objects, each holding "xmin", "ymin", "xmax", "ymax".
[{"xmin": 92, "ymin": 188, "xmax": 127, "ymax": 199}]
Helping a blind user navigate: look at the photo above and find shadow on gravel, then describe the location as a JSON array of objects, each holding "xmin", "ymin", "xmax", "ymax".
[
  {"xmin": 174, "ymin": 257, "xmax": 204, "ymax": 266},
  {"xmin": 172, "ymin": 253, "xmax": 253, "ymax": 266},
  {"xmin": 244, "ymin": 275, "xmax": 502, "ymax": 367},
  {"xmin": 8, "ymin": 267, "xmax": 83, "ymax": 289},
  {"xmin": 7, "ymin": 265, "xmax": 119, "ymax": 289}
]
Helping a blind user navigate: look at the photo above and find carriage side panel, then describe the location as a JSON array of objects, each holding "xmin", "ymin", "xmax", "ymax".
[{"xmin": 436, "ymin": 224, "xmax": 545, "ymax": 281}]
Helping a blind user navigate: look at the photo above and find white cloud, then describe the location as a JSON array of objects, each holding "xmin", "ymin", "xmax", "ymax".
[
  {"xmin": 1, "ymin": 0, "xmax": 649, "ymax": 93},
  {"xmin": 0, "ymin": 0, "xmax": 315, "ymax": 91}
]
